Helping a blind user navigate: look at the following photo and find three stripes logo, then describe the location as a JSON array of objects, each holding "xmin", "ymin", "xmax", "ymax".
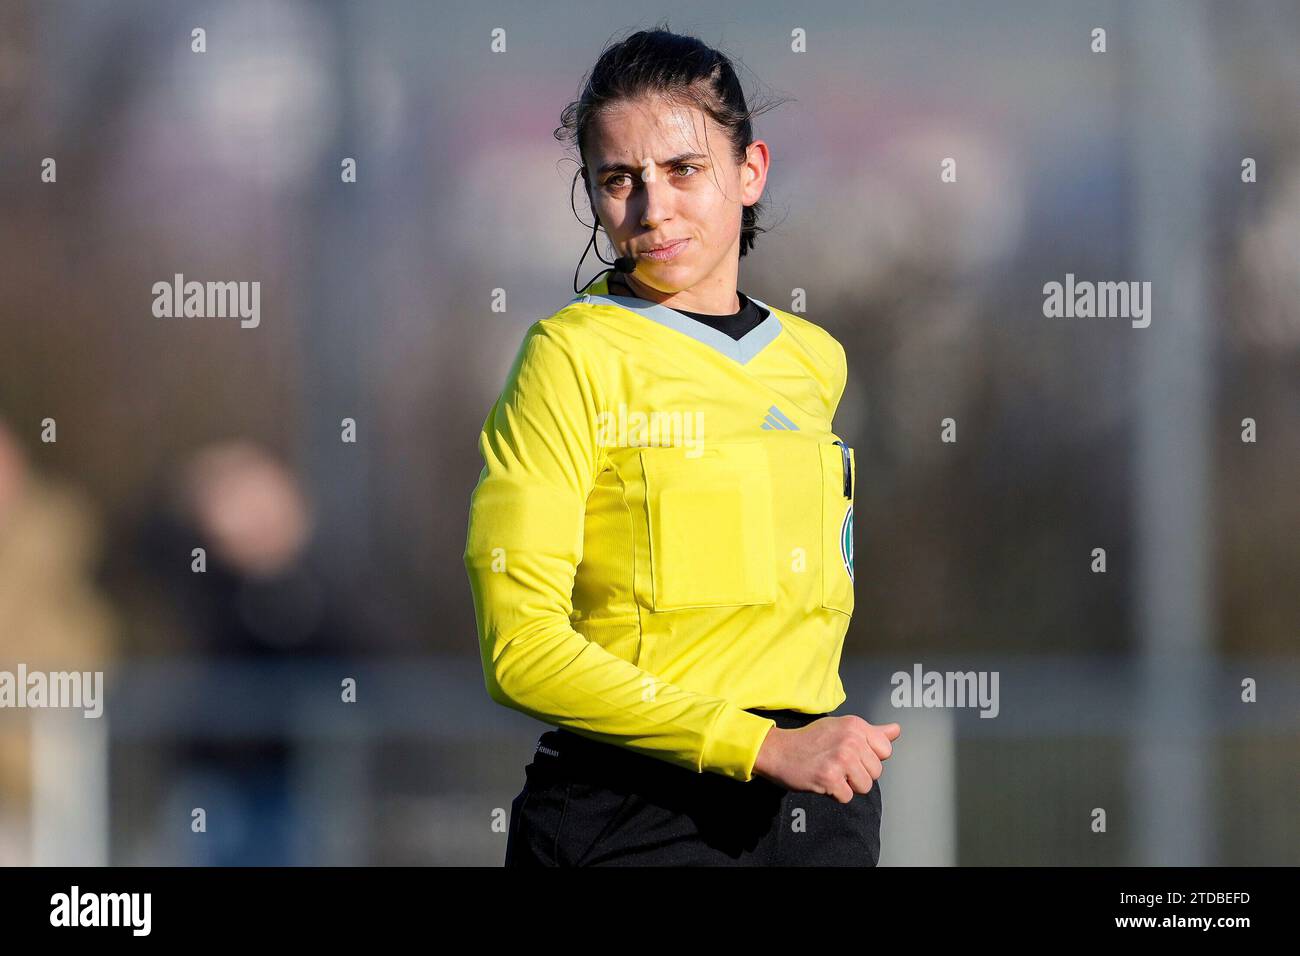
[
  {"xmin": 760, "ymin": 405, "xmax": 799, "ymax": 430},
  {"xmin": 759, "ymin": 404, "xmax": 852, "ymax": 581}
]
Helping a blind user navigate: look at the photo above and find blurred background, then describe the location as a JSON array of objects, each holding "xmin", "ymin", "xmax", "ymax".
[{"xmin": 0, "ymin": 0, "xmax": 1296, "ymax": 865}]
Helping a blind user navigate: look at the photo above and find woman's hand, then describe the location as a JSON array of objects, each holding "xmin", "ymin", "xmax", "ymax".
[{"xmin": 752, "ymin": 715, "xmax": 901, "ymax": 802}]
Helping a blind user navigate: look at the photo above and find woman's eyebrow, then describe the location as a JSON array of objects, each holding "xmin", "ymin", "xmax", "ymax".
[{"xmin": 596, "ymin": 152, "xmax": 709, "ymax": 176}]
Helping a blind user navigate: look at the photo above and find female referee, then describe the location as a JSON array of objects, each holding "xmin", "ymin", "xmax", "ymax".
[{"xmin": 463, "ymin": 26, "xmax": 901, "ymax": 866}]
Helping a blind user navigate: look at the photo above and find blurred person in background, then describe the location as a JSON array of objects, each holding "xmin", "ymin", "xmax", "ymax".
[
  {"xmin": 140, "ymin": 440, "xmax": 324, "ymax": 657},
  {"xmin": 0, "ymin": 419, "xmax": 118, "ymax": 865},
  {"xmin": 132, "ymin": 439, "xmax": 364, "ymax": 864}
]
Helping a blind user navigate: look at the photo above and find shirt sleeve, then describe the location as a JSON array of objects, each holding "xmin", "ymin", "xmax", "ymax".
[
  {"xmin": 463, "ymin": 319, "xmax": 776, "ymax": 781},
  {"xmin": 830, "ymin": 334, "xmax": 848, "ymax": 420}
]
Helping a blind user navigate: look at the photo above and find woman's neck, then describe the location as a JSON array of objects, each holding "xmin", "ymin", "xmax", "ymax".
[{"xmin": 607, "ymin": 273, "xmax": 740, "ymax": 314}]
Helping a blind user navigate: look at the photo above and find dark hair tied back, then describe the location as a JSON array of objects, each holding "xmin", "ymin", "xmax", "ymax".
[{"xmin": 556, "ymin": 22, "xmax": 785, "ymax": 258}]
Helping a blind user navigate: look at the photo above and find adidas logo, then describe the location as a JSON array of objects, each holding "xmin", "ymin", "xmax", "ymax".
[{"xmin": 760, "ymin": 405, "xmax": 799, "ymax": 430}]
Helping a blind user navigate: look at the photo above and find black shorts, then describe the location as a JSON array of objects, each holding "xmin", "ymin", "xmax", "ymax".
[{"xmin": 504, "ymin": 708, "xmax": 883, "ymax": 866}]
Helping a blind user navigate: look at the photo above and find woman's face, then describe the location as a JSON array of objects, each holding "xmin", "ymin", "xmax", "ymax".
[{"xmin": 584, "ymin": 93, "xmax": 768, "ymax": 306}]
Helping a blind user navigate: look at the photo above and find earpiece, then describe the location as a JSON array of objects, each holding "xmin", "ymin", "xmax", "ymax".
[{"xmin": 574, "ymin": 217, "xmax": 637, "ymax": 294}]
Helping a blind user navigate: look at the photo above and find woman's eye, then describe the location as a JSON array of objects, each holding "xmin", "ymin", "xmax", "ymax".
[{"xmin": 604, "ymin": 166, "xmax": 697, "ymax": 191}]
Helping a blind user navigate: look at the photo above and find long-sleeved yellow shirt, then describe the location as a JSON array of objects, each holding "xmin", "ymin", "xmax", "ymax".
[{"xmin": 463, "ymin": 272, "xmax": 855, "ymax": 782}]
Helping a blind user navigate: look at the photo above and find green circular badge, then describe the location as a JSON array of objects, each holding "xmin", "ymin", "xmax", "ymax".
[{"xmin": 840, "ymin": 504, "xmax": 854, "ymax": 583}]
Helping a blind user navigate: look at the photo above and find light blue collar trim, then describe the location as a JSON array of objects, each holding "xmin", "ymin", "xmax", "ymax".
[{"xmin": 571, "ymin": 291, "xmax": 783, "ymax": 365}]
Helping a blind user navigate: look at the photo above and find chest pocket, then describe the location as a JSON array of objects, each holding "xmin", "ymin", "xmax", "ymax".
[
  {"xmin": 820, "ymin": 440, "xmax": 855, "ymax": 616},
  {"xmin": 638, "ymin": 441, "xmax": 776, "ymax": 611}
]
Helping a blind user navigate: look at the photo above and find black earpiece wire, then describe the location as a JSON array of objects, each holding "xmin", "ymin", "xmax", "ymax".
[{"xmin": 571, "ymin": 165, "xmax": 635, "ymax": 295}]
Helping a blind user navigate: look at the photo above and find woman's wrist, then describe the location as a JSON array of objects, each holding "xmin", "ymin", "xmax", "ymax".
[{"xmin": 751, "ymin": 725, "xmax": 787, "ymax": 780}]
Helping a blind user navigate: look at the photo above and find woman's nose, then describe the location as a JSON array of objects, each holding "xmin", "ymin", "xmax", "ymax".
[{"xmin": 639, "ymin": 178, "xmax": 673, "ymax": 229}]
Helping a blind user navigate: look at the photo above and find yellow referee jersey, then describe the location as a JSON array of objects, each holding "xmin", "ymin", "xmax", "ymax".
[{"xmin": 463, "ymin": 272, "xmax": 855, "ymax": 782}]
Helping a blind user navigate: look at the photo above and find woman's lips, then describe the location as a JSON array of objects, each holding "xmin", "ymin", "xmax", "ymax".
[{"xmin": 640, "ymin": 239, "xmax": 688, "ymax": 262}]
